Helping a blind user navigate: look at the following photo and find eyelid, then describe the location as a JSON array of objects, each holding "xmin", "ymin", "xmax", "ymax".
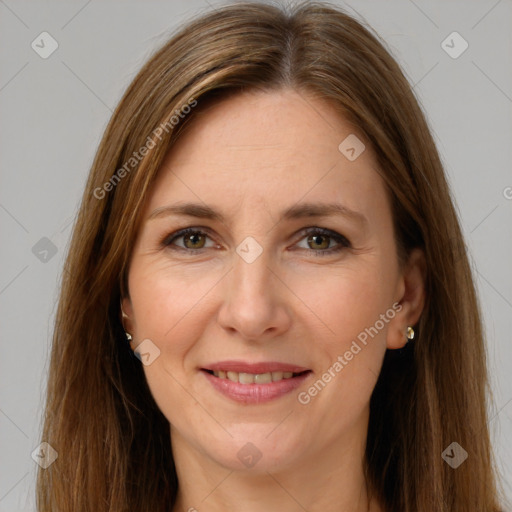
[
  {"xmin": 160, "ymin": 226, "xmax": 218, "ymax": 249},
  {"xmin": 298, "ymin": 226, "xmax": 351, "ymax": 248},
  {"xmin": 161, "ymin": 225, "xmax": 351, "ymax": 254},
  {"xmin": 289, "ymin": 227, "xmax": 351, "ymax": 257}
]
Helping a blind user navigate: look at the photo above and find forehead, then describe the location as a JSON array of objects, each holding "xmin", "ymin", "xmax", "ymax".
[{"xmin": 146, "ymin": 89, "xmax": 388, "ymax": 224}]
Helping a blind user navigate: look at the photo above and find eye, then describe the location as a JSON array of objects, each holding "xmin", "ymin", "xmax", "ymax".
[
  {"xmin": 161, "ymin": 226, "xmax": 351, "ymax": 256},
  {"xmin": 294, "ymin": 227, "xmax": 351, "ymax": 256},
  {"xmin": 162, "ymin": 228, "xmax": 217, "ymax": 251}
]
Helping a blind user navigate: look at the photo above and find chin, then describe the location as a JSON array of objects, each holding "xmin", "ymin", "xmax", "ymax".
[{"xmin": 205, "ymin": 428, "xmax": 305, "ymax": 473}]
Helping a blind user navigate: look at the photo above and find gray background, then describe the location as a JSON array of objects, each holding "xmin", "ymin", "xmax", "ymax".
[{"xmin": 1, "ymin": 0, "xmax": 511, "ymax": 509}]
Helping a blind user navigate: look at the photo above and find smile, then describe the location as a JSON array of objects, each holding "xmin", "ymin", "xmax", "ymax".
[
  {"xmin": 201, "ymin": 361, "xmax": 312, "ymax": 404},
  {"xmin": 206, "ymin": 369, "xmax": 307, "ymax": 384}
]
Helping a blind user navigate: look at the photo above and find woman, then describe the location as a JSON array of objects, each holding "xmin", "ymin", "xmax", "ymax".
[{"xmin": 36, "ymin": 1, "xmax": 507, "ymax": 511}]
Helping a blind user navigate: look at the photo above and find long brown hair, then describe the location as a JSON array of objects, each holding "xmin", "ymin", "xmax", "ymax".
[{"xmin": 36, "ymin": 2, "xmax": 507, "ymax": 510}]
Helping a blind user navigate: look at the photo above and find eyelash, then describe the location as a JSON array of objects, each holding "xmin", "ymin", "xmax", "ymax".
[{"xmin": 160, "ymin": 226, "xmax": 351, "ymax": 257}]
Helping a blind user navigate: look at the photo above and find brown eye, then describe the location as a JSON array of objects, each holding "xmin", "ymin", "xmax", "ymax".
[
  {"xmin": 163, "ymin": 228, "xmax": 215, "ymax": 251},
  {"xmin": 307, "ymin": 234, "xmax": 331, "ymax": 250},
  {"xmin": 183, "ymin": 231, "xmax": 206, "ymax": 249},
  {"xmin": 295, "ymin": 227, "xmax": 351, "ymax": 257}
]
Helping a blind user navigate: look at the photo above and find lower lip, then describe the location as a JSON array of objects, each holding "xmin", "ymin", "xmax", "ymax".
[{"xmin": 202, "ymin": 370, "xmax": 311, "ymax": 404}]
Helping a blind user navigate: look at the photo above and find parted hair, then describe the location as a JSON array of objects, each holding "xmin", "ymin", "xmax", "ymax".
[{"xmin": 36, "ymin": 2, "xmax": 506, "ymax": 511}]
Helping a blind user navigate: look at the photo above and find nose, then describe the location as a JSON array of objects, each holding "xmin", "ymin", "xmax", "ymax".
[{"xmin": 216, "ymin": 246, "xmax": 292, "ymax": 342}]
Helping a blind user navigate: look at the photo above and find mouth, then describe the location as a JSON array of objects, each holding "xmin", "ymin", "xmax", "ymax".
[
  {"xmin": 202, "ymin": 368, "xmax": 310, "ymax": 384},
  {"xmin": 200, "ymin": 361, "xmax": 312, "ymax": 404}
]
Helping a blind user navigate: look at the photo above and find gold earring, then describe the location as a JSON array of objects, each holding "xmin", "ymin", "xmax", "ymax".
[
  {"xmin": 406, "ymin": 326, "xmax": 415, "ymax": 340},
  {"xmin": 120, "ymin": 302, "xmax": 132, "ymax": 341}
]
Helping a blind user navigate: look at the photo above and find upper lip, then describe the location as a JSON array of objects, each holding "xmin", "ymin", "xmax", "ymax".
[{"xmin": 202, "ymin": 360, "xmax": 311, "ymax": 374}]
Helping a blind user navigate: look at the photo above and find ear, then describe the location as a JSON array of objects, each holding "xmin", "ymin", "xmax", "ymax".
[
  {"xmin": 387, "ymin": 248, "xmax": 426, "ymax": 350},
  {"xmin": 120, "ymin": 296, "xmax": 135, "ymax": 347}
]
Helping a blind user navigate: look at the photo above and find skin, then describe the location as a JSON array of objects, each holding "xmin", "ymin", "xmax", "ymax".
[{"xmin": 122, "ymin": 88, "xmax": 425, "ymax": 512}]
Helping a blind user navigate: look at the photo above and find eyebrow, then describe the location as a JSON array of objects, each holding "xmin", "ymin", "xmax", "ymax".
[{"xmin": 148, "ymin": 201, "xmax": 368, "ymax": 226}]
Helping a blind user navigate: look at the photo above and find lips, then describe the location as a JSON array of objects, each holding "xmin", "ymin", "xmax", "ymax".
[
  {"xmin": 201, "ymin": 360, "xmax": 312, "ymax": 404},
  {"xmin": 203, "ymin": 360, "xmax": 311, "ymax": 374}
]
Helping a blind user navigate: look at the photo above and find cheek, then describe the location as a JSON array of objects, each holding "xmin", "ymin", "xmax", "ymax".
[
  {"xmin": 127, "ymin": 263, "xmax": 216, "ymax": 426},
  {"xmin": 292, "ymin": 265, "xmax": 391, "ymax": 412},
  {"xmin": 128, "ymin": 262, "xmax": 224, "ymax": 363},
  {"xmin": 295, "ymin": 263, "xmax": 391, "ymax": 346}
]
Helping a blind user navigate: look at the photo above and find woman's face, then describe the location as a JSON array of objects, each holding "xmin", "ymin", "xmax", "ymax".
[{"xmin": 122, "ymin": 88, "xmax": 418, "ymax": 472}]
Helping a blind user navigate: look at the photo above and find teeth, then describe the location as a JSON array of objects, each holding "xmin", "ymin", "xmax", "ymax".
[
  {"xmin": 271, "ymin": 371, "xmax": 283, "ymax": 381},
  {"xmin": 227, "ymin": 371, "xmax": 238, "ymax": 382},
  {"xmin": 211, "ymin": 370, "xmax": 300, "ymax": 384},
  {"xmin": 254, "ymin": 372, "xmax": 272, "ymax": 384},
  {"xmin": 239, "ymin": 372, "xmax": 254, "ymax": 384}
]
